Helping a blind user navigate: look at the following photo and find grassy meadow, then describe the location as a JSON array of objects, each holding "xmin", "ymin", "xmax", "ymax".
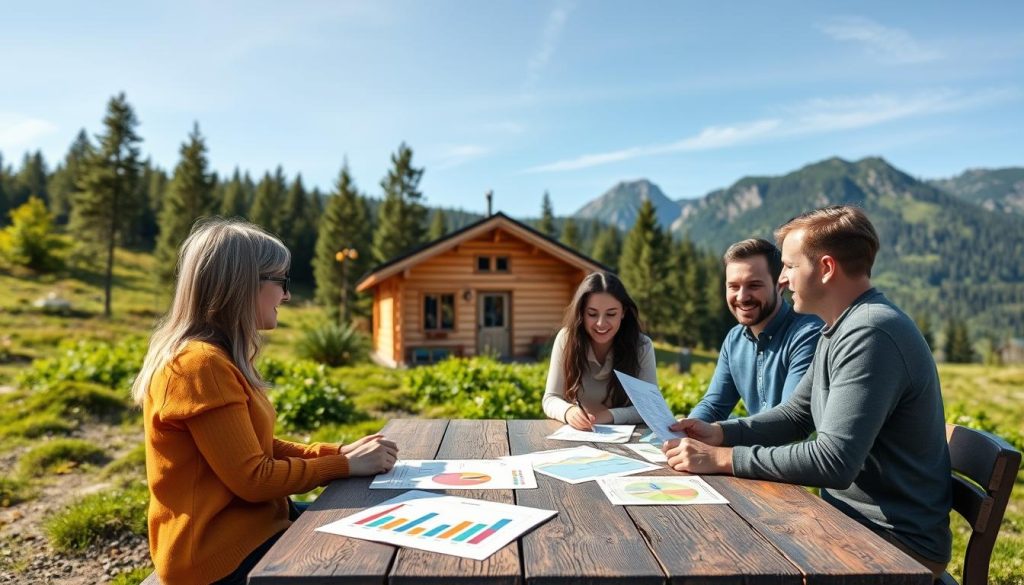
[{"xmin": 0, "ymin": 247, "xmax": 1022, "ymax": 584}]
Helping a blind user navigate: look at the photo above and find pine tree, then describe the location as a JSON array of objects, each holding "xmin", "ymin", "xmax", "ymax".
[
  {"xmin": 0, "ymin": 153, "xmax": 9, "ymax": 222},
  {"xmin": 944, "ymin": 317, "xmax": 975, "ymax": 363},
  {"xmin": 914, "ymin": 312, "xmax": 935, "ymax": 352},
  {"xmin": 154, "ymin": 123, "xmax": 216, "ymax": 285},
  {"xmin": 619, "ymin": 199, "xmax": 670, "ymax": 334},
  {"xmin": 249, "ymin": 167, "xmax": 287, "ymax": 235},
  {"xmin": 14, "ymin": 151, "xmax": 49, "ymax": 209},
  {"xmin": 539, "ymin": 191, "xmax": 556, "ymax": 237},
  {"xmin": 313, "ymin": 162, "xmax": 372, "ymax": 322},
  {"xmin": 700, "ymin": 253, "xmax": 730, "ymax": 347},
  {"xmin": 427, "ymin": 208, "xmax": 448, "ymax": 241},
  {"xmin": 142, "ymin": 162, "xmax": 169, "ymax": 239},
  {"xmin": 47, "ymin": 129, "xmax": 93, "ymax": 225},
  {"xmin": 560, "ymin": 217, "xmax": 580, "ymax": 250},
  {"xmin": 590, "ymin": 224, "xmax": 621, "ymax": 268},
  {"xmin": 281, "ymin": 174, "xmax": 316, "ymax": 283},
  {"xmin": 220, "ymin": 168, "xmax": 248, "ymax": 218},
  {"xmin": 372, "ymin": 143, "xmax": 426, "ymax": 262},
  {"xmin": 70, "ymin": 92, "xmax": 143, "ymax": 317}
]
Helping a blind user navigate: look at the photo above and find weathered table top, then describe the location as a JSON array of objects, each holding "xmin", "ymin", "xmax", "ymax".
[{"xmin": 249, "ymin": 419, "xmax": 931, "ymax": 584}]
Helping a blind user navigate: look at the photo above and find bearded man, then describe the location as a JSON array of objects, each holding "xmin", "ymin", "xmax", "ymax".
[{"xmin": 687, "ymin": 238, "xmax": 822, "ymax": 422}]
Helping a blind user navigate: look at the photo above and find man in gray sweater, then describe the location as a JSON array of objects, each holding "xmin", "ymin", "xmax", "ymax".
[{"xmin": 663, "ymin": 205, "xmax": 951, "ymax": 578}]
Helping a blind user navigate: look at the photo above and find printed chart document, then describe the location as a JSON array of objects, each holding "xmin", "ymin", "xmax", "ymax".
[
  {"xmin": 508, "ymin": 445, "xmax": 660, "ymax": 484},
  {"xmin": 597, "ymin": 476, "xmax": 729, "ymax": 506},
  {"xmin": 614, "ymin": 370, "xmax": 685, "ymax": 444},
  {"xmin": 370, "ymin": 459, "xmax": 537, "ymax": 490},
  {"xmin": 546, "ymin": 424, "xmax": 634, "ymax": 443},
  {"xmin": 624, "ymin": 442, "xmax": 667, "ymax": 463},
  {"xmin": 317, "ymin": 490, "xmax": 556, "ymax": 560}
]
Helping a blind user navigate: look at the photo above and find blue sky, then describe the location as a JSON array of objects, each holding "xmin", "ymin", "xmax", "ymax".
[{"xmin": 1, "ymin": 1, "xmax": 1022, "ymax": 217}]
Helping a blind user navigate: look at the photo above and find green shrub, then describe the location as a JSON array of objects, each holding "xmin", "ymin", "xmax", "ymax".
[
  {"xmin": 109, "ymin": 566, "xmax": 154, "ymax": 585},
  {"xmin": 296, "ymin": 322, "xmax": 368, "ymax": 367},
  {"xmin": 0, "ymin": 413, "xmax": 75, "ymax": 439},
  {"xmin": 0, "ymin": 381, "xmax": 130, "ymax": 440},
  {"xmin": 30, "ymin": 381, "xmax": 130, "ymax": 421},
  {"xmin": 658, "ymin": 363, "xmax": 722, "ymax": 416},
  {"xmin": 946, "ymin": 401, "xmax": 1024, "ymax": 452},
  {"xmin": 0, "ymin": 197, "xmax": 66, "ymax": 272},
  {"xmin": 18, "ymin": 438, "xmax": 108, "ymax": 477},
  {"xmin": 102, "ymin": 443, "xmax": 146, "ymax": 479},
  {"xmin": 44, "ymin": 484, "xmax": 148, "ymax": 552},
  {"xmin": 0, "ymin": 477, "xmax": 33, "ymax": 507},
  {"xmin": 16, "ymin": 339, "xmax": 145, "ymax": 392},
  {"xmin": 260, "ymin": 358, "xmax": 360, "ymax": 432},
  {"xmin": 406, "ymin": 356, "xmax": 547, "ymax": 419}
]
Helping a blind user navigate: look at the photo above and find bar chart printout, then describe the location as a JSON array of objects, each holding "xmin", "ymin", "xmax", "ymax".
[{"xmin": 315, "ymin": 490, "xmax": 557, "ymax": 560}]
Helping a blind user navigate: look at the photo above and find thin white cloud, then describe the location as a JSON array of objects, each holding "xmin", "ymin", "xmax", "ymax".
[
  {"xmin": 0, "ymin": 114, "xmax": 59, "ymax": 152},
  {"xmin": 525, "ymin": 120, "xmax": 781, "ymax": 173},
  {"xmin": 818, "ymin": 16, "xmax": 941, "ymax": 64},
  {"xmin": 524, "ymin": 1, "xmax": 574, "ymax": 93},
  {"xmin": 524, "ymin": 88, "xmax": 1019, "ymax": 173},
  {"xmin": 433, "ymin": 144, "xmax": 491, "ymax": 170}
]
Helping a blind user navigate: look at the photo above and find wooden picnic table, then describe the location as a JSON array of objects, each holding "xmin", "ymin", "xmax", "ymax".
[{"xmin": 248, "ymin": 419, "xmax": 932, "ymax": 584}]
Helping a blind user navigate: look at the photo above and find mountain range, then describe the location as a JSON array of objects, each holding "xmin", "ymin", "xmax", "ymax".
[{"xmin": 567, "ymin": 157, "xmax": 1024, "ymax": 340}]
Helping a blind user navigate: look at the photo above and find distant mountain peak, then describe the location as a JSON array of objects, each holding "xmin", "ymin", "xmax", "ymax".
[
  {"xmin": 928, "ymin": 166, "xmax": 1024, "ymax": 215},
  {"xmin": 574, "ymin": 178, "xmax": 681, "ymax": 230}
]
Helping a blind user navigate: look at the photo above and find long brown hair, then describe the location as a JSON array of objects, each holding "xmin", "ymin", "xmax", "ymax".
[{"xmin": 561, "ymin": 272, "xmax": 644, "ymax": 407}]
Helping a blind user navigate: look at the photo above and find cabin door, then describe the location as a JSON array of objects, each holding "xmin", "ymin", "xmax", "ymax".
[{"xmin": 477, "ymin": 292, "xmax": 511, "ymax": 359}]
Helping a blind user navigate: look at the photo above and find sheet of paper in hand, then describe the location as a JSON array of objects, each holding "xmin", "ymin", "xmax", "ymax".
[
  {"xmin": 613, "ymin": 370, "xmax": 685, "ymax": 444},
  {"xmin": 546, "ymin": 424, "xmax": 634, "ymax": 443}
]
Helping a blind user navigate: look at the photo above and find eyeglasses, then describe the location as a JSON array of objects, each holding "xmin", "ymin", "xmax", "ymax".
[{"xmin": 260, "ymin": 275, "xmax": 290, "ymax": 295}]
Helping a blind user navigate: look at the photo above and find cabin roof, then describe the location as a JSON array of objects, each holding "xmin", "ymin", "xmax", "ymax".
[{"xmin": 356, "ymin": 212, "xmax": 611, "ymax": 292}]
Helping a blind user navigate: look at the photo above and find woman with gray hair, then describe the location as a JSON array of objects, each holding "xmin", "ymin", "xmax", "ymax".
[{"xmin": 132, "ymin": 218, "xmax": 398, "ymax": 585}]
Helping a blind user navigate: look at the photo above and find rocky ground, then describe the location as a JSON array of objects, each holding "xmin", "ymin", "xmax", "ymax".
[{"xmin": 0, "ymin": 415, "xmax": 151, "ymax": 584}]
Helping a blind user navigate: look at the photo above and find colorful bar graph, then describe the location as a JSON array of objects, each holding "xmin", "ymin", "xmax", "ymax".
[
  {"xmin": 355, "ymin": 504, "xmax": 405, "ymax": 525},
  {"xmin": 381, "ymin": 517, "xmax": 408, "ymax": 530},
  {"xmin": 467, "ymin": 518, "xmax": 512, "ymax": 544},
  {"xmin": 353, "ymin": 502, "xmax": 521, "ymax": 548},
  {"xmin": 367, "ymin": 516, "xmax": 394, "ymax": 528},
  {"xmin": 439, "ymin": 521, "xmax": 472, "ymax": 539},
  {"xmin": 453, "ymin": 523, "xmax": 487, "ymax": 542},
  {"xmin": 424, "ymin": 524, "xmax": 450, "ymax": 537},
  {"xmin": 395, "ymin": 513, "xmax": 438, "ymax": 533}
]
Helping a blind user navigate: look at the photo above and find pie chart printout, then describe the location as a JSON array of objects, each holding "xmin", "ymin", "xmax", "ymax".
[
  {"xmin": 432, "ymin": 472, "xmax": 493, "ymax": 487},
  {"xmin": 624, "ymin": 481, "xmax": 700, "ymax": 502},
  {"xmin": 596, "ymin": 475, "xmax": 729, "ymax": 506}
]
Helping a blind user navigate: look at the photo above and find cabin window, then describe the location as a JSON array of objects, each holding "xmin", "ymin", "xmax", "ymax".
[
  {"xmin": 495, "ymin": 256, "xmax": 510, "ymax": 272},
  {"xmin": 476, "ymin": 256, "xmax": 491, "ymax": 271},
  {"xmin": 424, "ymin": 293, "xmax": 455, "ymax": 330}
]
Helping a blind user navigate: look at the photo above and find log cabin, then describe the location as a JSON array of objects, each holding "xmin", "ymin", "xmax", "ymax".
[{"xmin": 355, "ymin": 212, "xmax": 610, "ymax": 367}]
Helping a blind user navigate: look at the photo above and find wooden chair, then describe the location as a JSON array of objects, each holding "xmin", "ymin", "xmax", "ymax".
[{"xmin": 941, "ymin": 423, "xmax": 1021, "ymax": 585}]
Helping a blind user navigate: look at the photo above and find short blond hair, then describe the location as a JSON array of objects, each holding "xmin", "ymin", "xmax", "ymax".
[{"xmin": 774, "ymin": 205, "xmax": 879, "ymax": 277}]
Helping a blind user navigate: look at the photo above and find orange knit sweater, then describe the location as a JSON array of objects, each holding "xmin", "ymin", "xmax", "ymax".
[{"xmin": 143, "ymin": 341, "xmax": 350, "ymax": 585}]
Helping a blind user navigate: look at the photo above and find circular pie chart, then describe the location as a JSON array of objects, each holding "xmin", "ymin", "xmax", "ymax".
[
  {"xmin": 624, "ymin": 481, "xmax": 700, "ymax": 502},
  {"xmin": 432, "ymin": 472, "xmax": 492, "ymax": 486}
]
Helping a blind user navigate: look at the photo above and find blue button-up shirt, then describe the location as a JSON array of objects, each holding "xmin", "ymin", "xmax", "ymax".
[{"xmin": 688, "ymin": 301, "xmax": 822, "ymax": 422}]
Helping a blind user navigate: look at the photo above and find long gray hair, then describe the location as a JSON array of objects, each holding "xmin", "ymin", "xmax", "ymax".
[{"xmin": 131, "ymin": 218, "xmax": 290, "ymax": 405}]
